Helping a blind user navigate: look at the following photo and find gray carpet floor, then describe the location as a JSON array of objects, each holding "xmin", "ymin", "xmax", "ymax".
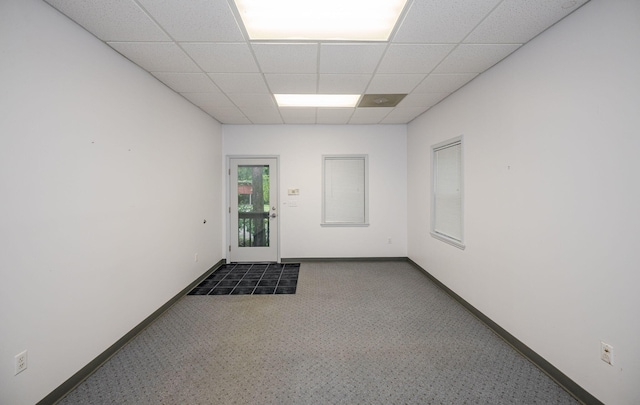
[{"xmin": 57, "ymin": 261, "xmax": 579, "ymax": 404}]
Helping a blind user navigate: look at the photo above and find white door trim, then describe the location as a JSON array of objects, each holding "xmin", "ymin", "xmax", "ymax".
[{"xmin": 226, "ymin": 155, "xmax": 280, "ymax": 263}]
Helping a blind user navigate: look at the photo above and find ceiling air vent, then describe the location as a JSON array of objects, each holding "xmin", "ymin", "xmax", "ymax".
[{"xmin": 358, "ymin": 94, "xmax": 407, "ymax": 108}]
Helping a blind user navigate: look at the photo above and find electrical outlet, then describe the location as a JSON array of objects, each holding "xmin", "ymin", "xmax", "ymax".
[
  {"xmin": 14, "ymin": 350, "xmax": 27, "ymax": 375},
  {"xmin": 194, "ymin": 253, "xmax": 198, "ymax": 262},
  {"xmin": 601, "ymin": 341, "xmax": 613, "ymax": 365}
]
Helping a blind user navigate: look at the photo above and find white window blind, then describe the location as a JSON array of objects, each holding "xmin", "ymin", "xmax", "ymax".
[
  {"xmin": 322, "ymin": 155, "xmax": 368, "ymax": 226},
  {"xmin": 432, "ymin": 137, "xmax": 464, "ymax": 248}
]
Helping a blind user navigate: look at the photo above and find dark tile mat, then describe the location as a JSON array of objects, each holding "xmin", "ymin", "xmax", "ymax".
[{"xmin": 188, "ymin": 263, "xmax": 299, "ymax": 296}]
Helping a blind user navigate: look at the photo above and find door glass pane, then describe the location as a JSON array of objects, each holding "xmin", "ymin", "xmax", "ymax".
[{"xmin": 237, "ymin": 165, "xmax": 270, "ymax": 247}]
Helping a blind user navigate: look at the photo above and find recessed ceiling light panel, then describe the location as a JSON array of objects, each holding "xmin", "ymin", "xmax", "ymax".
[
  {"xmin": 275, "ymin": 94, "xmax": 360, "ymax": 108},
  {"xmin": 234, "ymin": 0, "xmax": 408, "ymax": 41}
]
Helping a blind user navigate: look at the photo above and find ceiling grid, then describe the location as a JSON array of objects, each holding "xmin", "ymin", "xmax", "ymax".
[{"xmin": 43, "ymin": 0, "xmax": 589, "ymax": 124}]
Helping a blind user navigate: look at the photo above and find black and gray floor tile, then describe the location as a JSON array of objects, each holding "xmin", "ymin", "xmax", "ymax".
[{"xmin": 188, "ymin": 262, "xmax": 299, "ymax": 296}]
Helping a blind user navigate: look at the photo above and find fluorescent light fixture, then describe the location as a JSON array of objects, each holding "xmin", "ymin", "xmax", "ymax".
[
  {"xmin": 234, "ymin": 0, "xmax": 408, "ymax": 41},
  {"xmin": 275, "ymin": 94, "xmax": 360, "ymax": 108}
]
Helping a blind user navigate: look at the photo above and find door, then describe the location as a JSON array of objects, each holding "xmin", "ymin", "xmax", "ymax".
[{"xmin": 229, "ymin": 157, "xmax": 278, "ymax": 262}]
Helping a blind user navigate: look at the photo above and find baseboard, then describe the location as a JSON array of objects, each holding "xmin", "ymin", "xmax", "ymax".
[
  {"xmin": 406, "ymin": 258, "xmax": 603, "ymax": 405},
  {"xmin": 281, "ymin": 257, "xmax": 408, "ymax": 263},
  {"xmin": 40, "ymin": 259, "xmax": 225, "ymax": 405},
  {"xmin": 40, "ymin": 257, "xmax": 601, "ymax": 404}
]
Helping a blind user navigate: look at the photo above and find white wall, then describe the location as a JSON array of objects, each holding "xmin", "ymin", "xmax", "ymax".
[
  {"xmin": 0, "ymin": 1, "xmax": 224, "ymax": 404},
  {"xmin": 407, "ymin": 1, "xmax": 640, "ymax": 404},
  {"xmin": 223, "ymin": 125, "xmax": 407, "ymax": 259}
]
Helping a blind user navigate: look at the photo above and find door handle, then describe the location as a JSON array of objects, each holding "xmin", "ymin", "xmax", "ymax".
[{"xmin": 270, "ymin": 213, "xmax": 277, "ymax": 218}]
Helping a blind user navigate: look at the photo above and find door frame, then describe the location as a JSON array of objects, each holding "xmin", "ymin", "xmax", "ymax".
[{"xmin": 226, "ymin": 155, "xmax": 280, "ymax": 263}]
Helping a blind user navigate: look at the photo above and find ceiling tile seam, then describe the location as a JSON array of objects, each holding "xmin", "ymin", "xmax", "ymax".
[
  {"xmin": 460, "ymin": 42, "xmax": 527, "ymax": 46},
  {"xmin": 128, "ymin": 0, "xmax": 248, "ymax": 124},
  {"xmin": 168, "ymin": 41, "xmax": 238, "ymax": 99},
  {"xmin": 226, "ymin": 0, "xmax": 252, "ymax": 42},
  {"xmin": 257, "ymin": 72, "xmax": 286, "ymax": 125},
  {"xmin": 247, "ymin": 39, "xmax": 391, "ymax": 45},
  {"xmin": 315, "ymin": 42, "xmax": 321, "ymax": 94},
  {"xmin": 126, "ymin": 1, "xmax": 236, "ymax": 114},
  {"xmin": 365, "ymin": 0, "xmax": 508, "ymax": 97},
  {"xmin": 177, "ymin": 41, "xmax": 257, "ymax": 74},
  {"xmin": 468, "ymin": 44, "xmax": 523, "ymax": 75},
  {"xmin": 409, "ymin": 43, "xmax": 467, "ymax": 88},
  {"xmin": 378, "ymin": 106, "xmax": 395, "ymax": 124},
  {"xmin": 148, "ymin": 69, "xmax": 242, "ymax": 116},
  {"xmin": 39, "ymin": 3, "xmax": 163, "ymax": 62},
  {"xmin": 131, "ymin": 0, "xmax": 179, "ymax": 44},
  {"xmin": 220, "ymin": 0, "xmax": 409, "ymax": 123},
  {"xmin": 357, "ymin": 39, "xmax": 397, "ymax": 101},
  {"xmin": 254, "ymin": 79, "xmax": 286, "ymax": 125},
  {"xmin": 240, "ymin": 40, "xmax": 289, "ymax": 124},
  {"xmin": 387, "ymin": 0, "xmax": 417, "ymax": 43},
  {"xmin": 103, "ymin": 41, "xmax": 220, "ymax": 74},
  {"xmin": 169, "ymin": 46, "xmax": 233, "ymax": 96},
  {"xmin": 357, "ymin": 20, "xmax": 465, "ymax": 97},
  {"xmin": 314, "ymin": 43, "xmax": 321, "ymax": 125},
  {"xmin": 494, "ymin": 1, "xmax": 590, "ymax": 49},
  {"xmin": 343, "ymin": 106, "xmax": 357, "ymax": 125},
  {"xmin": 105, "ymin": 45, "xmax": 156, "ymax": 73},
  {"xmin": 316, "ymin": 41, "xmax": 361, "ymax": 124},
  {"xmin": 362, "ymin": 42, "xmax": 454, "ymax": 106},
  {"xmin": 225, "ymin": 0, "xmax": 285, "ymax": 124},
  {"xmin": 392, "ymin": 41, "xmax": 522, "ymax": 104},
  {"xmin": 193, "ymin": 104, "xmax": 226, "ymax": 124},
  {"xmin": 175, "ymin": 42, "xmax": 225, "ymax": 67},
  {"xmin": 458, "ymin": 0, "xmax": 507, "ymax": 45}
]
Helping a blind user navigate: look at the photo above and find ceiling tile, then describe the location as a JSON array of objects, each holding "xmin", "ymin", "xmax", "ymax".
[
  {"xmin": 319, "ymin": 43, "xmax": 387, "ymax": 74},
  {"xmin": 252, "ymin": 44, "xmax": 318, "ymax": 74},
  {"xmin": 242, "ymin": 107, "xmax": 284, "ymax": 124},
  {"xmin": 433, "ymin": 44, "xmax": 521, "ymax": 73},
  {"xmin": 208, "ymin": 73, "xmax": 270, "ymax": 94},
  {"xmin": 151, "ymin": 72, "xmax": 219, "ymax": 93},
  {"xmin": 199, "ymin": 106, "xmax": 250, "ymax": 124},
  {"xmin": 107, "ymin": 42, "xmax": 200, "ymax": 72},
  {"xmin": 227, "ymin": 93, "xmax": 277, "ymax": 108},
  {"xmin": 349, "ymin": 108, "xmax": 393, "ymax": 124},
  {"xmin": 318, "ymin": 75, "xmax": 372, "ymax": 94},
  {"xmin": 317, "ymin": 108, "xmax": 355, "ymax": 124},
  {"xmin": 465, "ymin": 0, "xmax": 589, "ymax": 44},
  {"xmin": 279, "ymin": 108, "xmax": 318, "ymax": 124},
  {"xmin": 413, "ymin": 73, "xmax": 478, "ymax": 93},
  {"xmin": 180, "ymin": 91, "xmax": 235, "ymax": 108},
  {"xmin": 398, "ymin": 93, "xmax": 449, "ymax": 108},
  {"xmin": 381, "ymin": 107, "xmax": 427, "ymax": 124},
  {"xmin": 181, "ymin": 43, "xmax": 258, "ymax": 73},
  {"xmin": 215, "ymin": 116, "xmax": 252, "ymax": 124},
  {"xmin": 264, "ymin": 74, "xmax": 317, "ymax": 94},
  {"xmin": 136, "ymin": 0, "xmax": 244, "ymax": 41},
  {"xmin": 366, "ymin": 74, "xmax": 425, "ymax": 94},
  {"xmin": 44, "ymin": 0, "xmax": 587, "ymax": 125},
  {"xmin": 377, "ymin": 44, "xmax": 455, "ymax": 74},
  {"xmin": 44, "ymin": 0, "xmax": 169, "ymax": 41},
  {"xmin": 393, "ymin": 0, "xmax": 501, "ymax": 43}
]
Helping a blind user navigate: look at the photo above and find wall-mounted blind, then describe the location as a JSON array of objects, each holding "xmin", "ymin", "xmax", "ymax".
[
  {"xmin": 432, "ymin": 138, "xmax": 464, "ymax": 248},
  {"xmin": 322, "ymin": 155, "xmax": 368, "ymax": 226}
]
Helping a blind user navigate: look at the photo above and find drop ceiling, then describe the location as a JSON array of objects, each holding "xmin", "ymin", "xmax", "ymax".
[{"xmin": 43, "ymin": 0, "xmax": 588, "ymax": 125}]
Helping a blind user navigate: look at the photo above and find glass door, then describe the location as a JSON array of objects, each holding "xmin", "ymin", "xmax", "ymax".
[{"xmin": 229, "ymin": 158, "xmax": 278, "ymax": 262}]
